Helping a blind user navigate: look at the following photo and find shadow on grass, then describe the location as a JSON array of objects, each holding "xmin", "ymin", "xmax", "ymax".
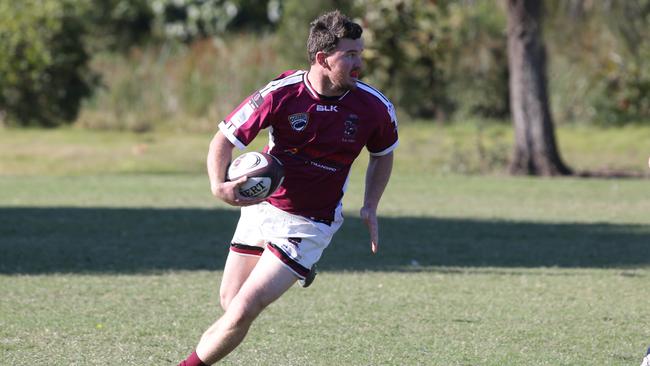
[{"xmin": 1, "ymin": 207, "xmax": 649, "ymax": 274}]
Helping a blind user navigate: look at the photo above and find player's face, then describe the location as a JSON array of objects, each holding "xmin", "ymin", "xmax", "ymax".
[{"xmin": 324, "ymin": 38, "xmax": 364, "ymax": 93}]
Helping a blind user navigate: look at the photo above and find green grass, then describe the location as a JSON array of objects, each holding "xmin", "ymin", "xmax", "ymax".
[
  {"xmin": 1, "ymin": 122, "xmax": 650, "ymax": 176},
  {"xmin": 1, "ymin": 125, "xmax": 650, "ymax": 365}
]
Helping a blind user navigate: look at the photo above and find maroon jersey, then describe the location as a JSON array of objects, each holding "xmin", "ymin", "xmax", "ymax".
[{"xmin": 219, "ymin": 70, "xmax": 398, "ymax": 222}]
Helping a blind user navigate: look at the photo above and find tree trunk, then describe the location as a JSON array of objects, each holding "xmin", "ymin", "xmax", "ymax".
[{"xmin": 507, "ymin": 0, "xmax": 572, "ymax": 176}]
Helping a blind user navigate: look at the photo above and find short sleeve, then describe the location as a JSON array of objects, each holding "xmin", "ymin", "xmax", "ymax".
[
  {"xmin": 366, "ymin": 102, "xmax": 399, "ymax": 156},
  {"xmin": 219, "ymin": 90, "xmax": 273, "ymax": 149}
]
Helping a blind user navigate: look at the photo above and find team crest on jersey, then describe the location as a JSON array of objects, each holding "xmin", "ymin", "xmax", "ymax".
[
  {"xmin": 288, "ymin": 113, "xmax": 309, "ymax": 131},
  {"xmin": 342, "ymin": 114, "xmax": 359, "ymax": 142}
]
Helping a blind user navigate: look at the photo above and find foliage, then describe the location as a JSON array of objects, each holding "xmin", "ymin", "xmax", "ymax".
[
  {"xmin": 149, "ymin": 0, "xmax": 277, "ymax": 42},
  {"xmin": 77, "ymin": 35, "xmax": 282, "ymax": 132},
  {"xmin": 275, "ymin": 0, "xmax": 355, "ymax": 67},
  {"xmin": 545, "ymin": 0, "xmax": 650, "ymax": 125},
  {"xmin": 83, "ymin": 0, "xmax": 154, "ymax": 52},
  {"xmin": 354, "ymin": 0, "xmax": 453, "ymax": 119},
  {"xmin": 3, "ymin": 0, "xmax": 650, "ymax": 129},
  {"xmin": 0, "ymin": 1, "xmax": 98, "ymax": 127},
  {"xmin": 590, "ymin": 1, "xmax": 650, "ymax": 124},
  {"xmin": 353, "ymin": 0, "xmax": 509, "ymax": 121},
  {"xmin": 150, "ymin": 0, "xmax": 238, "ymax": 41},
  {"xmin": 443, "ymin": 1, "xmax": 509, "ymax": 120}
]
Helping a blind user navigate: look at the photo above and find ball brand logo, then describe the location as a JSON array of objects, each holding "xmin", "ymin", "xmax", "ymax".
[
  {"xmin": 288, "ymin": 113, "xmax": 309, "ymax": 131},
  {"xmin": 231, "ymin": 158, "xmax": 242, "ymax": 168},
  {"xmin": 240, "ymin": 180, "xmax": 268, "ymax": 198},
  {"xmin": 316, "ymin": 105, "xmax": 338, "ymax": 112}
]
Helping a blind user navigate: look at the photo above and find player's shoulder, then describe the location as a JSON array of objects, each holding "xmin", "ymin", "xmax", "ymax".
[
  {"xmin": 259, "ymin": 70, "xmax": 305, "ymax": 97},
  {"xmin": 272, "ymin": 69, "xmax": 306, "ymax": 81},
  {"xmin": 354, "ymin": 80, "xmax": 397, "ymax": 122},
  {"xmin": 354, "ymin": 80, "xmax": 392, "ymax": 107}
]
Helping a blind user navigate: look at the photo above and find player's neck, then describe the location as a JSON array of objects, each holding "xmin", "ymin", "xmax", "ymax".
[{"xmin": 306, "ymin": 69, "xmax": 345, "ymax": 97}]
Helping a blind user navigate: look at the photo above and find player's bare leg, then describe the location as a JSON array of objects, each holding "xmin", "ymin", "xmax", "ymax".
[
  {"xmin": 195, "ymin": 249, "xmax": 297, "ymax": 364},
  {"xmin": 219, "ymin": 250, "xmax": 260, "ymax": 311}
]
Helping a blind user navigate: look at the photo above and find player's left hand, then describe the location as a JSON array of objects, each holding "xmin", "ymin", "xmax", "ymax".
[
  {"xmin": 212, "ymin": 176, "xmax": 265, "ymax": 207},
  {"xmin": 360, "ymin": 206, "xmax": 379, "ymax": 254}
]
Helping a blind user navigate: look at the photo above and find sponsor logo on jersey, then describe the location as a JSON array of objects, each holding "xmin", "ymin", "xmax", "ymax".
[
  {"xmin": 316, "ymin": 105, "xmax": 338, "ymax": 112},
  {"xmin": 247, "ymin": 91, "xmax": 264, "ymax": 110},
  {"xmin": 288, "ymin": 113, "xmax": 309, "ymax": 131},
  {"xmin": 288, "ymin": 237, "xmax": 302, "ymax": 246},
  {"xmin": 310, "ymin": 160, "xmax": 337, "ymax": 172},
  {"xmin": 342, "ymin": 114, "xmax": 359, "ymax": 142},
  {"xmin": 278, "ymin": 241, "xmax": 300, "ymax": 259}
]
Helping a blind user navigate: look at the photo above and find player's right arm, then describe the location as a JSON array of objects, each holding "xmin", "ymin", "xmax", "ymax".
[
  {"xmin": 210, "ymin": 72, "xmax": 290, "ymax": 205},
  {"xmin": 207, "ymin": 131, "xmax": 255, "ymax": 206}
]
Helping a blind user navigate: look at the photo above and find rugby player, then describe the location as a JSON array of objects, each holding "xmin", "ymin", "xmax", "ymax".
[{"xmin": 178, "ymin": 10, "xmax": 398, "ymax": 365}]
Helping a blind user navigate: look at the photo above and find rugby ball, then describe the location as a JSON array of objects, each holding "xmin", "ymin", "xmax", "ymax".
[{"xmin": 227, "ymin": 152, "xmax": 284, "ymax": 199}]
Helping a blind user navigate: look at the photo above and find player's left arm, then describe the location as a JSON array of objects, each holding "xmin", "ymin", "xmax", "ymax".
[{"xmin": 360, "ymin": 151, "xmax": 394, "ymax": 254}]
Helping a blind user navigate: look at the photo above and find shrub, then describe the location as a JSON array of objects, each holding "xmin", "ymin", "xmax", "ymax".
[
  {"xmin": 0, "ymin": 1, "xmax": 98, "ymax": 127},
  {"xmin": 149, "ymin": 0, "xmax": 277, "ymax": 42},
  {"xmin": 354, "ymin": 0, "xmax": 509, "ymax": 121},
  {"xmin": 590, "ymin": 2, "xmax": 650, "ymax": 124},
  {"xmin": 355, "ymin": 0, "xmax": 453, "ymax": 120},
  {"xmin": 77, "ymin": 35, "xmax": 283, "ymax": 132},
  {"xmin": 443, "ymin": 1, "xmax": 509, "ymax": 120},
  {"xmin": 545, "ymin": 0, "xmax": 650, "ymax": 125},
  {"xmin": 84, "ymin": 0, "xmax": 154, "ymax": 52}
]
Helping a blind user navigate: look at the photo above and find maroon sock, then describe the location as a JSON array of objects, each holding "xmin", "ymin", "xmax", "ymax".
[{"xmin": 178, "ymin": 350, "xmax": 208, "ymax": 366}]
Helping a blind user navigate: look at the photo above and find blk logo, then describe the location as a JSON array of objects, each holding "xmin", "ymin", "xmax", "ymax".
[{"xmin": 316, "ymin": 105, "xmax": 338, "ymax": 112}]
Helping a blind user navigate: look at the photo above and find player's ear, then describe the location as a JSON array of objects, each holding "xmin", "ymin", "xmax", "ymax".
[{"xmin": 316, "ymin": 52, "xmax": 329, "ymax": 69}]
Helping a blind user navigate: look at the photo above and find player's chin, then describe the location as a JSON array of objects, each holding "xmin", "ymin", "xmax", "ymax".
[
  {"xmin": 332, "ymin": 75, "xmax": 358, "ymax": 92},
  {"xmin": 332, "ymin": 81, "xmax": 356, "ymax": 94},
  {"xmin": 345, "ymin": 78, "xmax": 358, "ymax": 90}
]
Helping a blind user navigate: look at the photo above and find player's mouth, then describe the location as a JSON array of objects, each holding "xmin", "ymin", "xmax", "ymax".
[{"xmin": 350, "ymin": 70, "xmax": 360, "ymax": 78}]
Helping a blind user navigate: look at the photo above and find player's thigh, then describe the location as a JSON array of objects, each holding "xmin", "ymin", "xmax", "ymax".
[
  {"xmin": 220, "ymin": 251, "xmax": 260, "ymax": 309},
  {"xmin": 228, "ymin": 250, "xmax": 297, "ymax": 316}
]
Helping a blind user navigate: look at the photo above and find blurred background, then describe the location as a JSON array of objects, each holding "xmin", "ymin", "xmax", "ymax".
[{"xmin": 0, "ymin": 0, "xmax": 648, "ymax": 175}]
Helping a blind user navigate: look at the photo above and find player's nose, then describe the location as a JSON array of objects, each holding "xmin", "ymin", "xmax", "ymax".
[{"xmin": 353, "ymin": 57, "xmax": 363, "ymax": 71}]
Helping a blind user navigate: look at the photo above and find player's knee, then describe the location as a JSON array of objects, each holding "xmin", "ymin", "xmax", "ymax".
[
  {"xmin": 228, "ymin": 298, "xmax": 265, "ymax": 327},
  {"xmin": 220, "ymin": 292, "xmax": 233, "ymax": 312},
  {"xmin": 219, "ymin": 284, "xmax": 241, "ymax": 311}
]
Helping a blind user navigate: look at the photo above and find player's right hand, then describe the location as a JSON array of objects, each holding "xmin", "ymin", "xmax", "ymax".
[
  {"xmin": 360, "ymin": 206, "xmax": 379, "ymax": 254},
  {"xmin": 211, "ymin": 176, "xmax": 265, "ymax": 207}
]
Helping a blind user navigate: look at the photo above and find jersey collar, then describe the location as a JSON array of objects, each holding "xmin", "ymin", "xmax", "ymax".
[{"xmin": 303, "ymin": 71, "xmax": 350, "ymax": 102}]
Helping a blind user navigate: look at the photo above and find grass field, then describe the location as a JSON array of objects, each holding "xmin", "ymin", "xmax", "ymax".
[{"xmin": 1, "ymin": 123, "xmax": 649, "ymax": 365}]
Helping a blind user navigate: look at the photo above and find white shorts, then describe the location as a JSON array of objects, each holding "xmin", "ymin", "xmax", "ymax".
[{"xmin": 229, "ymin": 202, "xmax": 343, "ymax": 280}]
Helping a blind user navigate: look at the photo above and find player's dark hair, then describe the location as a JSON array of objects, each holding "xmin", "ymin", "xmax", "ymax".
[{"xmin": 307, "ymin": 10, "xmax": 362, "ymax": 64}]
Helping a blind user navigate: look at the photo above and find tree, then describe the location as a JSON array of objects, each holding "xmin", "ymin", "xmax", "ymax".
[{"xmin": 507, "ymin": 0, "xmax": 571, "ymax": 175}]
